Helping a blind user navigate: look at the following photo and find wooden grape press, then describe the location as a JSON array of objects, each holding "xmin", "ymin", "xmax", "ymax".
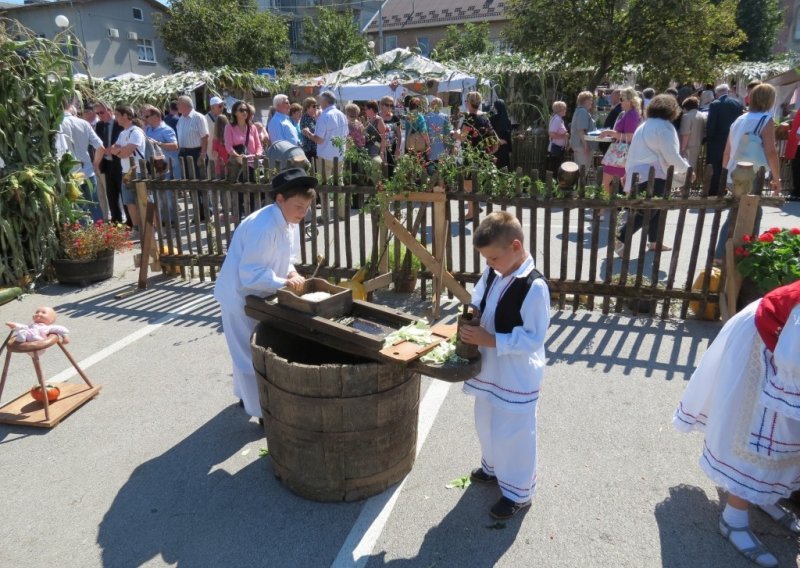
[{"xmin": 245, "ymin": 279, "xmax": 480, "ymax": 502}]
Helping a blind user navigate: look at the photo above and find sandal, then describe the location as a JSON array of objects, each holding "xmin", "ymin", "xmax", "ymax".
[
  {"xmin": 648, "ymin": 243, "xmax": 672, "ymax": 252},
  {"xmin": 759, "ymin": 505, "xmax": 800, "ymax": 535},
  {"xmin": 719, "ymin": 516, "xmax": 778, "ymax": 567}
]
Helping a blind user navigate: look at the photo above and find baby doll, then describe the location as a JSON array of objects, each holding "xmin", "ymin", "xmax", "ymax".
[{"xmin": 5, "ymin": 306, "xmax": 69, "ymax": 344}]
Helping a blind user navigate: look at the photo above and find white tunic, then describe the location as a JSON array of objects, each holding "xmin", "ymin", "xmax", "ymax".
[
  {"xmin": 214, "ymin": 204, "xmax": 300, "ymax": 417},
  {"xmin": 674, "ymin": 302, "xmax": 800, "ymax": 505},
  {"xmin": 463, "ymin": 255, "xmax": 550, "ymax": 411}
]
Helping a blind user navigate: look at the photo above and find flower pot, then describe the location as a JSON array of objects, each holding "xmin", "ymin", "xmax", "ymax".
[
  {"xmin": 52, "ymin": 249, "xmax": 115, "ymax": 286},
  {"xmin": 393, "ymin": 273, "xmax": 418, "ymax": 293},
  {"xmin": 737, "ymin": 277, "xmax": 763, "ymax": 311}
]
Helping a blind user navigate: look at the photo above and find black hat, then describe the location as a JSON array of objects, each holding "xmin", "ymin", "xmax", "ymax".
[{"xmin": 271, "ymin": 167, "xmax": 317, "ymax": 194}]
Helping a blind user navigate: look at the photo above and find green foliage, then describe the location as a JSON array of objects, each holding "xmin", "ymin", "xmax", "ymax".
[
  {"xmin": 0, "ymin": 23, "xmax": 83, "ymax": 286},
  {"xmin": 736, "ymin": 228, "xmax": 800, "ymax": 293},
  {"xmin": 736, "ymin": 0, "xmax": 783, "ymax": 61},
  {"xmin": 504, "ymin": 0, "xmax": 745, "ymax": 91},
  {"xmin": 301, "ymin": 8, "xmax": 369, "ymax": 72},
  {"xmin": 431, "ymin": 22, "xmax": 492, "ymax": 62},
  {"xmin": 79, "ymin": 67, "xmax": 281, "ymax": 110},
  {"xmin": 156, "ymin": 0, "xmax": 289, "ymax": 72},
  {"xmin": 628, "ymin": 0, "xmax": 745, "ymax": 88},
  {"xmin": 446, "ymin": 475, "xmax": 471, "ymax": 489}
]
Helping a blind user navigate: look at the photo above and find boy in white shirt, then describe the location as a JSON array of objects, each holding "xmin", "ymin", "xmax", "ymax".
[
  {"xmin": 214, "ymin": 168, "xmax": 317, "ymax": 421},
  {"xmin": 460, "ymin": 211, "xmax": 551, "ymax": 519}
]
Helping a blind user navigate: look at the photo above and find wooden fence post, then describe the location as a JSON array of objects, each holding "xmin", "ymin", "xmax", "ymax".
[{"xmin": 720, "ymin": 163, "xmax": 759, "ymax": 321}]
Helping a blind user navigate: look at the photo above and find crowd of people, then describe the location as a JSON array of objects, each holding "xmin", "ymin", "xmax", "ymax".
[
  {"xmin": 547, "ymin": 80, "xmax": 789, "ymax": 256},
  {"xmin": 58, "ymin": 89, "xmax": 518, "ymax": 237}
]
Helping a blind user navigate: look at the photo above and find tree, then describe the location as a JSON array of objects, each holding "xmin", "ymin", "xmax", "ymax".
[
  {"xmin": 156, "ymin": 0, "xmax": 289, "ymax": 71},
  {"xmin": 431, "ymin": 22, "xmax": 492, "ymax": 61},
  {"xmin": 301, "ymin": 8, "xmax": 369, "ymax": 72},
  {"xmin": 504, "ymin": 0, "xmax": 746, "ymax": 91},
  {"xmin": 736, "ymin": 0, "xmax": 783, "ymax": 61}
]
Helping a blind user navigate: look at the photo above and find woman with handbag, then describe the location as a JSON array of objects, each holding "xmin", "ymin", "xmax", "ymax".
[
  {"xmin": 713, "ymin": 84, "xmax": 782, "ymax": 263},
  {"xmin": 615, "ymin": 95, "xmax": 690, "ymax": 256},
  {"xmin": 547, "ymin": 101, "xmax": 568, "ymax": 175},
  {"xmin": 225, "ymin": 101, "xmax": 263, "ymax": 217},
  {"xmin": 600, "ymin": 87, "xmax": 641, "ymax": 197}
]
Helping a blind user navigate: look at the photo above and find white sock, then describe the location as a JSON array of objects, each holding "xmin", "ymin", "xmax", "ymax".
[
  {"xmin": 761, "ymin": 502, "xmax": 800, "ymax": 531},
  {"xmin": 722, "ymin": 504, "xmax": 777, "ymax": 566},
  {"xmin": 722, "ymin": 503, "xmax": 749, "ymax": 528}
]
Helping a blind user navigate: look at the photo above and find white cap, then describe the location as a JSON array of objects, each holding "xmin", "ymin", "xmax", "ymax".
[{"xmin": 209, "ymin": 96, "xmax": 223, "ymax": 106}]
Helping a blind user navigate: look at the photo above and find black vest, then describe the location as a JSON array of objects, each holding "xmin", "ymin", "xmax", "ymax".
[{"xmin": 479, "ymin": 268, "xmax": 546, "ymax": 334}]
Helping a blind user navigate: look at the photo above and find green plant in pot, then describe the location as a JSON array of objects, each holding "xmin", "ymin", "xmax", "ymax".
[
  {"xmin": 387, "ymin": 242, "xmax": 422, "ymax": 293},
  {"xmin": 735, "ymin": 227, "xmax": 800, "ymax": 307}
]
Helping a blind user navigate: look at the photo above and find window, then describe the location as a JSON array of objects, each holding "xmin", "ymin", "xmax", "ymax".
[
  {"xmin": 384, "ymin": 35, "xmax": 397, "ymax": 50},
  {"xmin": 132, "ymin": 7, "xmax": 143, "ymax": 21},
  {"xmin": 417, "ymin": 36, "xmax": 429, "ymax": 56},
  {"xmin": 289, "ymin": 20, "xmax": 303, "ymax": 50},
  {"xmin": 137, "ymin": 38, "xmax": 156, "ymax": 63}
]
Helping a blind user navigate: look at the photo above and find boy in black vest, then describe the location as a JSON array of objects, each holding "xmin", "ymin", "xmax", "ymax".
[{"xmin": 460, "ymin": 211, "xmax": 551, "ymax": 519}]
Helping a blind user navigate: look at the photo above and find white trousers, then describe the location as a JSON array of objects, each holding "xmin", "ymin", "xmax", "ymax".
[
  {"xmin": 474, "ymin": 396, "xmax": 538, "ymax": 503},
  {"xmin": 220, "ymin": 303, "xmax": 261, "ymax": 418}
]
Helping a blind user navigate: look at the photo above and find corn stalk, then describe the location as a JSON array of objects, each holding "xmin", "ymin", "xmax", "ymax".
[{"xmin": 0, "ymin": 20, "xmax": 81, "ymax": 286}]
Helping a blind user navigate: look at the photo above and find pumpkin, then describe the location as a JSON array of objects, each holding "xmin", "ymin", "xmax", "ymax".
[{"xmin": 30, "ymin": 384, "xmax": 60, "ymax": 403}]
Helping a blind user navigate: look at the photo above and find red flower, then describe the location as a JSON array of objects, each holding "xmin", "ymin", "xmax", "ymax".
[
  {"xmin": 759, "ymin": 232, "xmax": 775, "ymax": 243},
  {"xmin": 769, "ymin": 227, "xmax": 782, "ymax": 234},
  {"xmin": 791, "ymin": 228, "xmax": 800, "ymax": 235},
  {"xmin": 743, "ymin": 250, "xmax": 750, "ymax": 257},
  {"xmin": 735, "ymin": 246, "xmax": 745, "ymax": 256},
  {"xmin": 742, "ymin": 234, "xmax": 752, "ymax": 243}
]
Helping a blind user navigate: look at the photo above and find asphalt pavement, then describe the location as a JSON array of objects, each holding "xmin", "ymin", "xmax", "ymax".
[{"xmin": 1, "ymin": 203, "xmax": 800, "ymax": 567}]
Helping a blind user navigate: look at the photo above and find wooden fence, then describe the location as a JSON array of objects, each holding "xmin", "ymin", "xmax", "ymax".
[{"xmin": 135, "ymin": 155, "xmax": 784, "ymax": 320}]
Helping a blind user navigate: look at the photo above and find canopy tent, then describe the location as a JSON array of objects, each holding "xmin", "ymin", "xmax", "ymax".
[{"xmin": 307, "ymin": 48, "xmax": 479, "ymax": 103}]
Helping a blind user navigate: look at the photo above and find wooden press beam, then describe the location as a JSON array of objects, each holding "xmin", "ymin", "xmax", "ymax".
[{"xmin": 382, "ymin": 206, "xmax": 471, "ymax": 304}]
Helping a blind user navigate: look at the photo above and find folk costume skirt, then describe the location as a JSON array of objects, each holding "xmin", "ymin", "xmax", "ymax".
[{"xmin": 674, "ymin": 301, "xmax": 800, "ymax": 505}]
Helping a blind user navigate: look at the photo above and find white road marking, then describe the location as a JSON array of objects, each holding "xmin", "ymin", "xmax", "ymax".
[
  {"xmin": 48, "ymin": 293, "xmax": 215, "ymax": 383},
  {"xmin": 331, "ymin": 379, "xmax": 452, "ymax": 568}
]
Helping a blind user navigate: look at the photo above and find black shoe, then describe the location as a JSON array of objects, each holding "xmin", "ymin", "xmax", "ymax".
[
  {"xmin": 238, "ymin": 399, "xmax": 244, "ymax": 408},
  {"xmin": 258, "ymin": 417, "xmax": 264, "ymax": 427},
  {"xmin": 489, "ymin": 496, "xmax": 531, "ymax": 520},
  {"xmin": 470, "ymin": 467, "xmax": 497, "ymax": 484}
]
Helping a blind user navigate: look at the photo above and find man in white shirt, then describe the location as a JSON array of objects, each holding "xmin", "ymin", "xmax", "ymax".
[
  {"xmin": 267, "ymin": 94, "xmax": 300, "ymax": 146},
  {"xmin": 176, "ymin": 95, "xmax": 209, "ymax": 178},
  {"xmin": 301, "ymin": 91, "xmax": 348, "ymax": 181},
  {"xmin": 58, "ymin": 99, "xmax": 105, "ymax": 220}
]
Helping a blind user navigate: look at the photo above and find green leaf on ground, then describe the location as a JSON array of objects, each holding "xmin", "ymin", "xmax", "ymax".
[
  {"xmin": 485, "ymin": 522, "xmax": 506, "ymax": 530},
  {"xmin": 259, "ymin": 447, "xmax": 269, "ymax": 457},
  {"xmin": 445, "ymin": 475, "xmax": 471, "ymax": 489}
]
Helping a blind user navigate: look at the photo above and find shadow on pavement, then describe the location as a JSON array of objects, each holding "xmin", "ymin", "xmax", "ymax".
[
  {"xmin": 51, "ymin": 280, "xmax": 221, "ymax": 329},
  {"xmin": 98, "ymin": 405, "xmax": 362, "ymax": 567},
  {"xmin": 365, "ymin": 484, "xmax": 522, "ymax": 567},
  {"xmin": 655, "ymin": 484, "xmax": 798, "ymax": 568},
  {"xmin": 546, "ymin": 311, "xmax": 719, "ymax": 381}
]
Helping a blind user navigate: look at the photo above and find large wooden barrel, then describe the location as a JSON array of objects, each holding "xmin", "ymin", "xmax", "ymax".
[{"xmin": 251, "ymin": 323, "xmax": 420, "ymax": 502}]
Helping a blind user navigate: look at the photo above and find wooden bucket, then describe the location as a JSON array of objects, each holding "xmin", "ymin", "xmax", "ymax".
[{"xmin": 251, "ymin": 323, "xmax": 420, "ymax": 502}]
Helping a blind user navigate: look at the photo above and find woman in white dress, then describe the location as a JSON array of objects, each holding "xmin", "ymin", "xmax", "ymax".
[{"xmin": 674, "ymin": 280, "xmax": 800, "ymax": 567}]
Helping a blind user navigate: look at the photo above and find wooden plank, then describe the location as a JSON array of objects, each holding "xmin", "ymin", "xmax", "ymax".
[
  {"xmin": 363, "ymin": 272, "xmax": 394, "ymax": 293},
  {"xmin": 661, "ymin": 172, "xmax": 692, "ymax": 319},
  {"xmin": 680, "ymin": 169, "xmax": 712, "ymax": 318},
  {"xmin": 0, "ymin": 383, "xmax": 101, "ymax": 428},
  {"xmin": 721, "ymin": 195, "xmax": 759, "ymax": 320},
  {"xmin": 543, "ymin": 173, "xmax": 552, "ymax": 278},
  {"xmin": 382, "ymin": 207, "xmax": 471, "ymax": 304}
]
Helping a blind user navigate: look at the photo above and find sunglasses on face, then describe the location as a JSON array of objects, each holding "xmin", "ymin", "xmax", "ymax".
[{"xmin": 236, "ymin": 108, "xmax": 249, "ymax": 114}]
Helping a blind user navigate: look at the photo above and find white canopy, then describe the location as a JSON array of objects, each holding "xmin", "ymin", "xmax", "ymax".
[{"xmin": 311, "ymin": 48, "xmax": 478, "ymax": 103}]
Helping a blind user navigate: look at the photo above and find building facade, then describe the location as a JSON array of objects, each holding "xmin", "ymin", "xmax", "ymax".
[
  {"xmin": 365, "ymin": 0, "xmax": 508, "ymax": 57},
  {"xmin": 0, "ymin": 0, "xmax": 170, "ymax": 78}
]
